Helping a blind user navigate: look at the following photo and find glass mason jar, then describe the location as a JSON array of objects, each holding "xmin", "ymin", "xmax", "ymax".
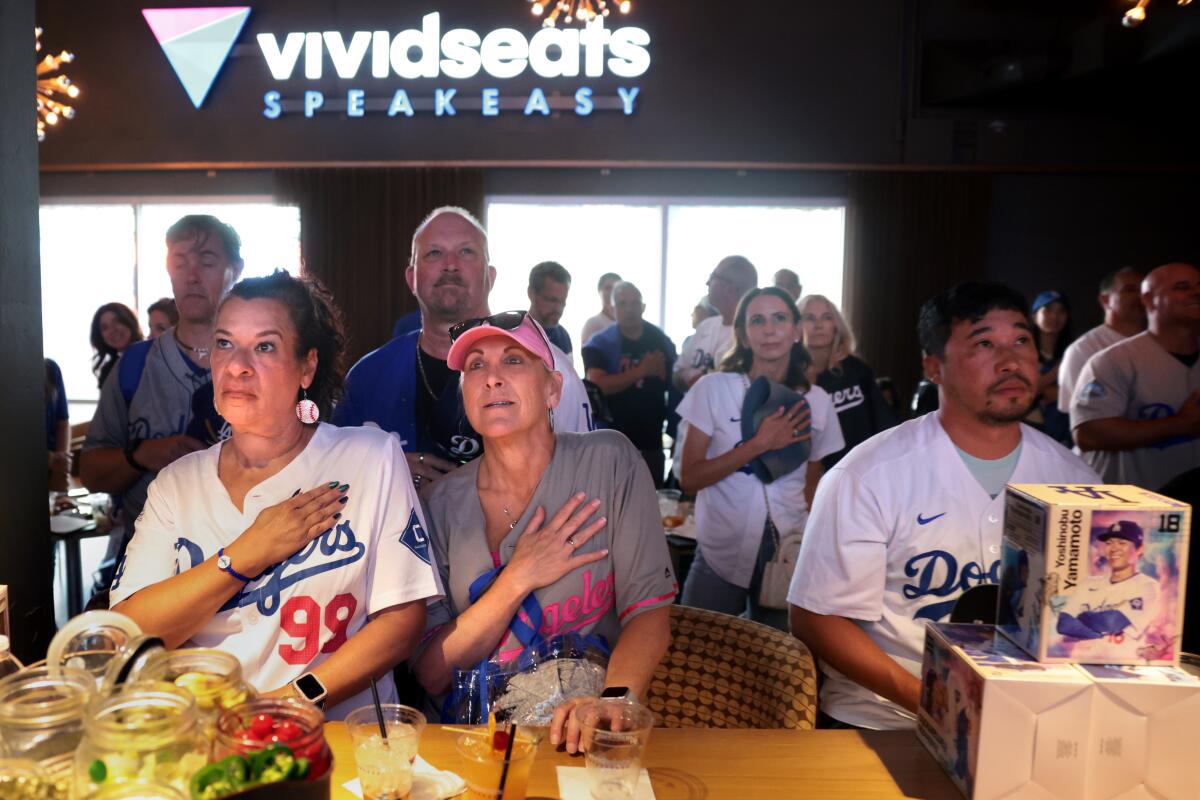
[
  {"xmin": 0, "ymin": 664, "xmax": 93, "ymax": 796},
  {"xmin": 135, "ymin": 649, "xmax": 255, "ymax": 740},
  {"xmin": 213, "ymin": 698, "xmax": 332, "ymax": 782},
  {"xmin": 0, "ymin": 757, "xmax": 55, "ymax": 800},
  {"xmin": 74, "ymin": 681, "xmax": 209, "ymax": 800}
]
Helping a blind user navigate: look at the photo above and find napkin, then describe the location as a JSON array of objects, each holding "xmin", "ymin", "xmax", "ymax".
[
  {"xmin": 555, "ymin": 765, "xmax": 655, "ymax": 799},
  {"xmin": 341, "ymin": 755, "xmax": 466, "ymax": 800}
]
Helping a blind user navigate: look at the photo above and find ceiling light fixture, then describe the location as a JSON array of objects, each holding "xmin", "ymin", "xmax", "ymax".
[
  {"xmin": 35, "ymin": 27, "xmax": 80, "ymax": 143},
  {"xmin": 528, "ymin": 0, "xmax": 633, "ymax": 28},
  {"xmin": 1122, "ymin": 0, "xmax": 1193, "ymax": 28}
]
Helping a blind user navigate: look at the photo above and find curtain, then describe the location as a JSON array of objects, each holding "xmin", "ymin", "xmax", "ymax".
[
  {"xmin": 275, "ymin": 167, "xmax": 485, "ymax": 368},
  {"xmin": 842, "ymin": 171, "xmax": 993, "ymax": 407}
]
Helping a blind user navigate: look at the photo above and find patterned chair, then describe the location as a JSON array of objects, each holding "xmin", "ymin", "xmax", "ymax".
[{"xmin": 644, "ymin": 604, "xmax": 817, "ymax": 729}]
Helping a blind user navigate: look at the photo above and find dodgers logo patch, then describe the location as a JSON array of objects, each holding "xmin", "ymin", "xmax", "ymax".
[
  {"xmin": 1131, "ymin": 597, "xmax": 1143, "ymax": 611},
  {"xmin": 1080, "ymin": 381, "xmax": 1107, "ymax": 401},
  {"xmin": 400, "ymin": 508, "xmax": 431, "ymax": 565}
]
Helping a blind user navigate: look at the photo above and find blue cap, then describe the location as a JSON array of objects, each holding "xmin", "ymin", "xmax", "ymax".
[
  {"xmin": 1098, "ymin": 520, "xmax": 1144, "ymax": 548},
  {"xmin": 1031, "ymin": 290, "xmax": 1064, "ymax": 314}
]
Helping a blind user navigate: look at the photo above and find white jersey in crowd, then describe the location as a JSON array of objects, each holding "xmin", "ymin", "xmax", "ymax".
[
  {"xmin": 788, "ymin": 412, "xmax": 1099, "ymax": 729},
  {"xmin": 550, "ymin": 343, "xmax": 595, "ymax": 433},
  {"xmin": 673, "ymin": 315, "xmax": 733, "ymax": 388},
  {"xmin": 1057, "ymin": 324, "xmax": 1127, "ymax": 413},
  {"xmin": 580, "ymin": 312, "xmax": 615, "ymax": 349},
  {"xmin": 1070, "ymin": 331, "xmax": 1200, "ymax": 490},
  {"xmin": 675, "ymin": 373, "xmax": 844, "ymax": 588},
  {"xmin": 670, "ymin": 316, "xmax": 734, "ymax": 481},
  {"xmin": 110, "ymin": 423, "xmax": 443, "ymax": 720}
]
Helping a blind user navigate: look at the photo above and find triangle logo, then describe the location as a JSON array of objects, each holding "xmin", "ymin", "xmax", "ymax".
[{"xmin": 143, "ymin": 7, "xmax": 251, "ymax": 109}]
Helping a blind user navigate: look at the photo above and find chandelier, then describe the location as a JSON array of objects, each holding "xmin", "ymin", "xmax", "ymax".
[
  {"xmin": 1122, "ymin": 0, "xmax": 1193, "ymax": 27},
  {"xmin": 36, "ymin": 27, "xmax": 80, "ymax": 142},
  {"xmin": 528, "ymin": 0, "xmax": 633, "ymax": 28}
]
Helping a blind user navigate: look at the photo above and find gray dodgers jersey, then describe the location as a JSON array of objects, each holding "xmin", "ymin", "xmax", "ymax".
[
  {"xmin": 83, "ymin": 330, "xmax": 229, "ymax": 525},
  {"xmin": 1071, "ymin": 331, "xmax": 1200, "ymax": 490}
]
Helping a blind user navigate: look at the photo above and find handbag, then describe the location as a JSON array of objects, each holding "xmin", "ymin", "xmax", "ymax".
[{"xmin": 757, "ymin": 485, "xmax": 804, "ymax": 610}]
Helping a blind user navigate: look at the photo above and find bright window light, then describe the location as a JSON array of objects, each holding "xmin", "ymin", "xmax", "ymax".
[
  {"xmin": 663, "ymin": 204, "xmax": 844, "ymax": 348},
  {"xmin": 486, "ymin": 198, "xmax": 845, "ymax": 369},
  {"xmin": 486, "ymin": 202, "xmax": 663, "ymax": 369}
]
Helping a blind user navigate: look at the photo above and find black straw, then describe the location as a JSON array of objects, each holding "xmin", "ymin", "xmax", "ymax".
[
  {"xmin": 369, "ymin": 677, "xmax": 388, "ymax": 741},
  {"xmin": 497, "ymin": 723, "xmax": 518, "ymax": 796}
]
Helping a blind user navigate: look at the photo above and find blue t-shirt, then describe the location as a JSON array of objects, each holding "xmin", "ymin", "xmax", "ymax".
[
  {"xmin": 45, "ymin": 358, "xmax": 68, "ymax": 451},
  {"xmin": 545, "ymin": 324, "xmax": 572, "ymax": 356}
]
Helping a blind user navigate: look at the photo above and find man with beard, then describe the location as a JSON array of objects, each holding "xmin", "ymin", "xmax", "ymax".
[
  {"xmin": 333, "ymin": 207, "xmax": 591, "ymax": 488},
  {"xmin": 788, "ymin": 282, "xmax": 1098, "ymax": 730},
  {"xmin": 1072, "ymin": 262, "xmax": 1200, "ymax": 490}
]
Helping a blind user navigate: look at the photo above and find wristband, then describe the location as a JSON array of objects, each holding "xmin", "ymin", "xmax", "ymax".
[
  {"xmin": 216, "ymin": 547, "xmax": 252, "ymax": 583},
  {"xmin": 124, "ymin": 438, "xmax": 148, "ymax": 473}
]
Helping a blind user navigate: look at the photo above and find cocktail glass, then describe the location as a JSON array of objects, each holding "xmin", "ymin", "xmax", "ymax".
[
  {"xmin": 455, "ymin": 729, "xmax": 538, "ymax": 800},
  {"xmin": 345, "ymin": 704, "xmax": 426, "ymax": 800}
]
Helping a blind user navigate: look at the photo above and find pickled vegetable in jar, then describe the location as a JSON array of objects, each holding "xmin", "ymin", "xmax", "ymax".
[
  {"xmin": 213, "ymin": 698, "xmax": 331, "ymax": 782},
  {"xmin": 0, "ymin": 758, "xmax": 54, "ymax": 800},
  {"xmin": 74, "ymin": 682, "xmax": 209, "ymax": 800},
  {"xmin": 134, "ymin": 650, "xmax": 253, "ymax": 739}
]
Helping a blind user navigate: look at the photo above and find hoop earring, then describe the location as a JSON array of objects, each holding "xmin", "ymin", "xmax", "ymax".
[
  {"xmin": 547, "ymin": 407, "xmax": 555, "ymax": 430},
  {"xmin": 296, "ymin": 388, "xmax": 320, "ymax": 424}
]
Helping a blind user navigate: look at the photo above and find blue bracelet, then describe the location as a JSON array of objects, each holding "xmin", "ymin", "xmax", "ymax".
[{"xmin": 217, "ymin": 547, "xmax": 253, "ymax": 583}]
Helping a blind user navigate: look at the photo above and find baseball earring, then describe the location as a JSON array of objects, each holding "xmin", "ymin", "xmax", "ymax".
[{"xmin": 296, "ymin": 388, "xmax": 319, "ymax": 424}]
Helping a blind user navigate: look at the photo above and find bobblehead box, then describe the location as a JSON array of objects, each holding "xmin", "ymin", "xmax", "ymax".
[
  {"xmin": 997, "ymin": 484, "xmax": 1190, "ymax": 666},
  {"xmin": 917, "ymin": 623, "xmax": 1093, "ymax": 800},
  {"xmin": 1077, "ymin": 663, "xmax": 1200, "ymax": 800}
]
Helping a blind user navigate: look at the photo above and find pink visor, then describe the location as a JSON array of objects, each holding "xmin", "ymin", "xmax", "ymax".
[{"xmin": 446, "ymin": 312, "xmax": 556, "ymax": 372}]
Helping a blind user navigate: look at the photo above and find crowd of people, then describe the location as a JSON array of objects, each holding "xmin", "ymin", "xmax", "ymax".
[{"xmin": 48, "ymin": 205, "xmax": 1198, "ymax": 734}]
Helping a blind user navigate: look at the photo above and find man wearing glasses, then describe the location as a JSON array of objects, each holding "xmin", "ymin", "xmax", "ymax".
[
  {"xmin": 672, "ymin": 256, "xmax": 758, "ymax": 392},
  {"xmin": 332, "ymin": 207, "xmax": 592, "ymax": 489}
]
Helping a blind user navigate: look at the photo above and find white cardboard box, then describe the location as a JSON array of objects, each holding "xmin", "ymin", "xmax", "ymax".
[
  {"xmin": 1076, "ymin": 663, "xmax": 1200, "ymax": 800},
  {"xmin": 998, "ymin": 484, "xmax": 1190, "ymax": 665},
  {"xmin": 917, "ymin": 623, "xmax": 1094, "ymax": 800}
]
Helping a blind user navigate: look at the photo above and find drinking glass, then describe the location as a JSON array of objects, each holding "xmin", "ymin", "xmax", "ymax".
[
  {"xmin": 455, "ymin": 729, "xmax": 538, "ymax": 800},
  {"xmin": 578, "ymin": 700, "xmax": 654, "ymax": 800},
  {"xmin": 345, "ymin": 705, "xmax": 426, "ymax": 800}
]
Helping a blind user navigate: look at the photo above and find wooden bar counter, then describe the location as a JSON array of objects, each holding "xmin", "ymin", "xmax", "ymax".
[{"xmin": 326, "ymin": 722, "xmax": 961, "ymax": 799}]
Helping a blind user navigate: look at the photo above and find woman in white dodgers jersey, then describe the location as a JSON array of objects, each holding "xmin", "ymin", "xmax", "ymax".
[
  {"xmin": 112, "ymin": 272, "xmax": 441, "ymax": 719},
  {"xmin": 676, "ymin": 287, "xmax": 845, "ymax": 630}
]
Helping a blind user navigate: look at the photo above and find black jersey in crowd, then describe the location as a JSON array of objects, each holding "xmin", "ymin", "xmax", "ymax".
[{"xmin": 815, "ymin": 354, "xmax": 899, "ymax": 468}]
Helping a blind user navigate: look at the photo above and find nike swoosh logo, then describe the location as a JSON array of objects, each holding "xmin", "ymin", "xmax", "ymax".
[
  {"xmin": 729, "ymin": 417, "xmax": 740, "ymax": 422},
  {"xmin": 917, "ymin": 513, "xmax": 946, "ymax": 525}
]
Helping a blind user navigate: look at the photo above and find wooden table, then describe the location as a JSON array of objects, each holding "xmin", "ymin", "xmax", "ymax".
[{"xmin": 326, "ymin": 723, "xmax": 961, "ymax": 799}]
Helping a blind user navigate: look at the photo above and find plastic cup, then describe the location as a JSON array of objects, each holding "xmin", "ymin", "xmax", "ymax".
[
  {"xmin": 455, "ymin": 729, "xmax": 538, "ymax": 800},
  {"xmin": 345, "ymin": 704, "xmax": 426, "ymax": 800},
  {"xmin": 578, "ymin": 700, "xmax": 654, "ymax": 800},
  {"xmin": 657, "ymin": 489, "xmax": 683, "ymax": 528}
]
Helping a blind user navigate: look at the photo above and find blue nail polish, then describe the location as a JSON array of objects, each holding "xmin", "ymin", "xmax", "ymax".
[{"xmin": 339, "ymin": 496, "xmax": 349, "ymax": 504}]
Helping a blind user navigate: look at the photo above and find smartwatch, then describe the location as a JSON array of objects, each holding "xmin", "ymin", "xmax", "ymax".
[
  {"xmin": 291, "ymin": 672, "xmax": 327, "ymax": 709},
  {"xmin": 124, "ymin": 438, "xmax": 148, "ymax": 472},
  {"xmin": 601, "ymin": 686, "xmax": 638, "ymax": 703}
]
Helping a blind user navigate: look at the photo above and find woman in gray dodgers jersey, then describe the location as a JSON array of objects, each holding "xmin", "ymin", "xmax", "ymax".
[{"xmin": 414, "ymin": 311, "xmax": 675, "ymax": 754}]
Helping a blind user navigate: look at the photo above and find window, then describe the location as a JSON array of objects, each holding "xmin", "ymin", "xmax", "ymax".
[
  {"xmin": 486, "ymin": 198, "xmax": 845, "ymax": 369},
  {"xmin": 486, "ymin": 201, "xmax": 663, "ymax": 365},
  {"xmin": 39, "ymin": 200, "xmax": 300, "ymax": 423}
]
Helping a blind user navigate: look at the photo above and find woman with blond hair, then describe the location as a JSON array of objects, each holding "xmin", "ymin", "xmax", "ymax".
[{"xmin": 798, "ymin": 294, "xmax": 896, "ymax": 467}]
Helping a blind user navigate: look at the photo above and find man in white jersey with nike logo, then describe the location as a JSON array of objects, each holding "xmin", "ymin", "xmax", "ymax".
[{"xmin": 789, "ymin": 282, "xmax": 1098, "ymax": 729}]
